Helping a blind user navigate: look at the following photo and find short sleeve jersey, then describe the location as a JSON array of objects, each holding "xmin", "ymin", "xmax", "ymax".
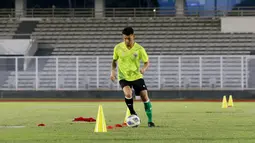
[{"xmin": 113, "ymin": 42, "xmax": 149, "ymax": 81}]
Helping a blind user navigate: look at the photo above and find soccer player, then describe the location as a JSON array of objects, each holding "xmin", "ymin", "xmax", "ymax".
[{"xmin": 110, "ymin": 27, "xmax": 155, "ymax": 127}]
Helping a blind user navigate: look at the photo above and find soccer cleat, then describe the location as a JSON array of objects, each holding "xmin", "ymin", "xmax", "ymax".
[{"xmin": 148, "ymin": 122, "xmax": 155, "ymax": 127}]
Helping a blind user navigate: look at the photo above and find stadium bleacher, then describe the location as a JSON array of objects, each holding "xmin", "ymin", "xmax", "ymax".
[
  {"xmin": 33, "ymin": 17, "xmax": 254, "ymax": 56},
  {"xmin": 0, "ymin": 11, "xmax": 253, "ymax": 90},
  {"xmin": 0, "ymin": 18, "xmax": 19, "ymax": 39}
]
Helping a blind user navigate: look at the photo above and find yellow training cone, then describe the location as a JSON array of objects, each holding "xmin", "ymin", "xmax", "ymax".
[
  {"xmin": 222, "ymin": 95, "xmax": 228, "ymax": 108},
  {"xmin": 94, "ymin": 105, "xmax": 107, "ymax": 132},
  {"xmin": 123, "ymin": 107, "xmax": 131, "ymax": 125},
  {"xmin": 228, "ymin": 95, "xmax": 234, "ymax": 107}
]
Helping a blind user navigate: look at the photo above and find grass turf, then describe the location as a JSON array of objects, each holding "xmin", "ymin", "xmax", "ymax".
[{"xmin": 0, "ymin": 102, "xmax": 255, "ymax": 143}]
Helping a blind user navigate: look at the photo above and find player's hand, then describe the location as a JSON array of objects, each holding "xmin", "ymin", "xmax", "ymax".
[
  {"xmin": 140, "ymin": 68, "xmax": 146, "ymax": 74},
  {"xmin": 110, "ymin": 70, "xmax": 116, "ymax": 82}
]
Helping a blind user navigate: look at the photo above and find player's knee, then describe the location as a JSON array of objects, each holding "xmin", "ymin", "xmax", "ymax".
[
  {"xmin": 123, "ymin": 86, "xmax": 132, "ymax": 98},
  {"xmin": 124, "ymin": 92, "xmax": 132, "ymax": 99},
  {"xmin": 141, "ymin": 96, "xmax": 149, "ymax": 102},
  {"xmin": 124, "ymin": 90, "xmax": 132, "ymax": 98},
  {"xmin": 140, "ymin": 90, "xmax": 149, "ymax": 102}
]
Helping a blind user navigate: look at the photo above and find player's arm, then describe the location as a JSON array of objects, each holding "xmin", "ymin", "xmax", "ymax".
[
  {"xmin": 142, "ymin": 61, "xmax": 150, "ymax": 72},
  {"xmin": 140, "ymin": 48, "xmax": 150, "ymax": 74},
  {"xmin": 112, "ymin": 46, "xmax": 118, "ymax": 71},
  {"xmin": 111, "ymin": 46, "xmax": 118, "ymax": 81},
  {"xmin": 111, "ymin": 59, "xmax": 117, "ymax": 72}
]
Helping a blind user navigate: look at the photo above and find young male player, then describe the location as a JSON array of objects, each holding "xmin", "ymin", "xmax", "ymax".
[{"xmin": 110, "ymin": 27, "xmax": 155, "ymax": 127}]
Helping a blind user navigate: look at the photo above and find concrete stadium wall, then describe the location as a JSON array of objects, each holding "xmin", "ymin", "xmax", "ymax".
[
  {"xmin": 0, "ymin": 39, "xmax": 33, "ymax": 55},
  {"xmin": 221, "ymin": 17, "xmax": 255, "ymax": 33},
  {"xmin": 0, "ymin": 90, "xmax": 255, "ymax": 100}
]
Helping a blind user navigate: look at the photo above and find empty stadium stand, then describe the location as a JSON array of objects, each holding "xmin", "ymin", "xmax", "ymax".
[
  {"xmin": 0, "ymin": 17, "xmax": 253, "ymax": 90},
  {"xmin": 33, "ymin": 17, "xmax": 255, "ymax": 56},
  {"xmin": 0, "ymin": 18, "xmax": 19, "ymax": 39}
]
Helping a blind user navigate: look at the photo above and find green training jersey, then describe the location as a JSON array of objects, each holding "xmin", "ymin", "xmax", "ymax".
[{"xmin": 113, "ymin": 42, "xmax": 149, "ymax": 81}]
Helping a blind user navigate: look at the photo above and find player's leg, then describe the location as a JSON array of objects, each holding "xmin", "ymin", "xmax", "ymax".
[
  {"xmin": 119, "ymin": 80, "xmax": 137, "ymax": 115},
  {"xmin": 133, "ymin": 79, "xmax": 155, "ymax": 127}
]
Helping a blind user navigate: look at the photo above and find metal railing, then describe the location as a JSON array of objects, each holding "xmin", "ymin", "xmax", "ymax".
[
  {"xmin": 0, "ymin": 55, "xmax": 254, "ymax": 91},
  {"xmin": 0, "ymin": 7, "xmax": 255, "ymax": 18}
]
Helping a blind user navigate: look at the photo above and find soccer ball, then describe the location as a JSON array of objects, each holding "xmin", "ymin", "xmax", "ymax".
[{"xmin": 126, "ymin": 115, "xmax": 141, "ymax": 127}]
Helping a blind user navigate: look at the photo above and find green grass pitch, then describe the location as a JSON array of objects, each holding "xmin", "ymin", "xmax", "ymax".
[{"xmin": 0, "ymin": 101, "xmax": 255, "ymax": 143}]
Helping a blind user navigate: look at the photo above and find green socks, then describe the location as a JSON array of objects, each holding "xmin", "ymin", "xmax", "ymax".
[{"xmin": 144, "ymin": 101, "xmax": 153, "ymax": 123}]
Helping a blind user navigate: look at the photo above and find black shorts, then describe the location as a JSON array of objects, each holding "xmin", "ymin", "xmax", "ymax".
[{"xmin": 119, "ymin": 78, "xmax": 147, "ymax": 95}]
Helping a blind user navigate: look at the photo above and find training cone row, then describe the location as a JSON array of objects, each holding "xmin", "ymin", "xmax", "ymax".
[
  {"xmin": 94, "ymin": 105, "xmax": 131, "ymax": 133},
  {"xmin": 222, "ymin": 95, "xmax": 234, "ymax": 108}
]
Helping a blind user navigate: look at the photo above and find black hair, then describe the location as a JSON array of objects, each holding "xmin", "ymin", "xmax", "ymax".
[{"xmin": 122, "ymin": 27, "xmax": 134, "ymax": 36}]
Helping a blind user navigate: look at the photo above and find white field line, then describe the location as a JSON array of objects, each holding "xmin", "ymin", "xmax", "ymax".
[{"xmin": 0, "ymin": 126, "xmax": 25, "ymax": 128}]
